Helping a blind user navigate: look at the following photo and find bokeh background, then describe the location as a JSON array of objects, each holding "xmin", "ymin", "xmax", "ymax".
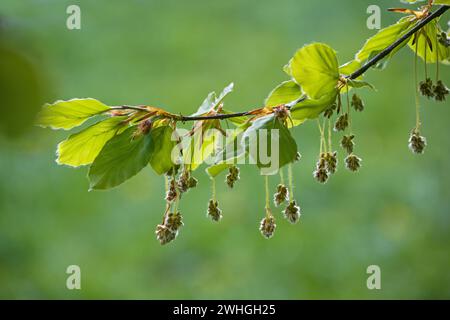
[{"xmin": 0, "ymin": 0, "xmax": 449, "ymax": 299}]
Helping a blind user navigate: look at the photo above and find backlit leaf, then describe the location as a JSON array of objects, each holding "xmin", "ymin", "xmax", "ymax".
[
  {"xmin": 88, "ymin": 126, "xmax": 154, "ymax": 190},
  {"xmin": 57, "ymin": 116, "xmax": 128, "ymax": 167},
  {"xmin": 289, "ymin": 43, "xmax": 340, "ymax": 99},
  {"xmin": 150, "ymin": 126, "xmax": 178, "ymax": 175},
  {"xmin": 36, "ymin": 98, "xmax": 110, "ymax": 130}
]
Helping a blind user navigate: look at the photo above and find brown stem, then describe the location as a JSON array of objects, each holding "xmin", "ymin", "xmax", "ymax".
[{"xmin": 112, "ymin": 5, "xmax": 449, "ymax": 123}]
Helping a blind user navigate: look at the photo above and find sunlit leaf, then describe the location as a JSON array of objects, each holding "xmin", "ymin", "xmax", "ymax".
[
  {"xmin": 356, "ymin": 18, "xmax": 414, "ymax": 65},
  {"xmin": 190, "ymin": 83, "xmax": 234, "ymax": 117},
  {"xmin": 150, "ymin": 125, "xmax": 177, "ymax": 175},
  {"xmin": 88, "ymin": 126, "xmax": 154, "ymax": 190},
  {"xmin": 339, "ymin": 60, "xmax": 362, "ymax": 78},
  {"xmin": 265, "ymin": 80, "xmax": 303, "ymax": 107},
  {"xmin": 408, "ymin": 20, "xmax": 450, "ymax": 64},
  {"xmin": 289, "ymin": 43, "xmax": 340, "ymax": 99},
  {"xmin": 36, "ymin": 98, "xmax": 110, "ymax": 130},
  {"xmin": 290, "ymin": 90, "xmax": 338, "ymax": 121},
  {"xmin": 57, "ymin": 116, "xmax": 128, "ymax": 167}
]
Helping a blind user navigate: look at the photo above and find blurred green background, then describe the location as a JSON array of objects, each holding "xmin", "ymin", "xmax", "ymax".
[{"xmin": 0, "ymin": 0, "xmax": 449, "ymax": 299}]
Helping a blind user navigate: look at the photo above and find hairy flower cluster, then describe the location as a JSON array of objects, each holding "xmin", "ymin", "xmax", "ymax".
[
  {"xmin": 226, "ymin": 166, "xmax": 240, "ymax": 188},
  {"xmin": 324, "ymin": 151, "xmax": 338, "ymax": 174},
  {"xmin": 351, "ymin": 94, "xmax": 364, "ymax": 112},
  {"xmin": 433, "ymin": 80, "xmax": 449, "ymax": 102},
  {"xmin": 259, "ymin": 213, "xmax": 276, "ymax": 239},
  {"xmin": 334, "ymin": 113, "xmax": 349, "ymax": 132},
  {"xmin": 313, "ymin": 154, "xmax": 329, "ymax": 183},
  {"xmin": 273, "ymin": 184, "xmax": 289, "ymax": 207},
  {"xmin": 165, "ymin": 179, "xmax": 178, "ymax": 202},
  {"xmin": 283, "ymin": 200, "xmax": 301, "ymax": 224},
  {"xmin": 408, "ymin": 129, "xmax": 427, "ymax": 154},
  {"xmin": 155, "ymin": 212, "xmax": 184, "ymax": 245},
  {"xmin": 345, "ymin": 154, "xmax": 362, "ymax": 172},
  {"xmin": 341, "ymin": 135, "xmax": 355, "ymax": 154},
  {"xmin": 419, "ymin": 78, "xmax": 434, "ymax": 98},
  {"xmin": 177, "ymin": 170, "xmax": 198, "ymax": 194},
  {"xmin": 207, "ymin": 200, "xmax": 222, "ymax": 222}
]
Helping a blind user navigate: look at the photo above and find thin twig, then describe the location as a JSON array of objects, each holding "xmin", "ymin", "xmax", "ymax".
[{"xmin": 113, "ymin": 5, "xmax": 449, "ymax": 123}]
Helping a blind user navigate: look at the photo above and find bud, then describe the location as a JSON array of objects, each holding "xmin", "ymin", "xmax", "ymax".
[
  {"xmin": 226, "ymin": 166, "xmax": 240, "ymax": 188},
  {"xmin": 295, "ymin": 152, "xmax": 302, "ymax": 162},
  {"xmin": 155, "ymin": 224, "xmax": 176, "ymax": 245},
  {"xmin": 408, "ymin": 130, "xmax": 427, "ymax": 154},
  {"xmin": 283, "ymin": 200, "xmax": 301, "ymax": 224},
  {"xmin": 165, "ymin": 179, "xmax": 177, "ymax": 202},
  {"xmin": 207, "ymin": 199, "xmax": 223, "ymax": 222},
  {"xmin": 334, "ymin": 113, "xmax": 349, "ymax": 132},
  {"xmin": 273, "ymin": 184, "xmax": 289, "ymax": 207},
  {"xmin": 341, "ymin": 135, "xmax": 355, "ymax": 154},
  {"xmin": 165, "ymin": 212, "xmax": 183, "ymax": 232},
  {"xmin": 259, "ymin": 215, "xmax": 276, "ymax": 239},
  {"xmin": 136, "ymin": 119, "xmax": 152, "ymax": 136},
  {"xmin": 351, "ymin": 94, "xmax": 364, "ymax": 112},
  {"xmin": 419, "ymin": 78, "xmax": 435, "ymax": 99},
  {"xmin": 345, "ymin": 154, "xmax": 362, "ymax": 172},
  {"xmin": 273, "ymin": 105, "xmax": 289, "ymax": 121},
  {"xmin": 433, "ymin": 80, "xmax": 449, "ymax": 102},
  {"xmin": 325, "ymin": 151, "xmax": 338, "ymax": 174}
]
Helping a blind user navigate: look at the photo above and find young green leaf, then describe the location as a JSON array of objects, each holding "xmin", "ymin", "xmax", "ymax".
[
  {"xmin": 289, "ymin": 43, "xmax": 340, "ymax": 100},
  {"xmin": 408, "ymin": 20, "xmax": 450, "ymax": 64},
  {"xmin": 356, "ymin": 18, "xmax": 414, "ymax": 64},
  {"xmin": 88, "ymin": 126, "xmax": 154, "ymax": 190},
  {"xmin": 290, "ymin": 90, "xmax": 338, "ymax": 121},
  {"xmin": 150, "ymin": 125, "xmax": 177, "ymax": 175},
  {"xmin": 57, "ymin": 116, "xmax": 128, "ymax": 167},
  {"xmin": 242, "ymin": 115, "xmax": 298, "ymax": 173},
  {"xmin": 190, "ymin": 83, "xmax": 234, "ymax": 117},
  {"xmin": 36, "ymin": 98, "xmax": 110, "ymax": 130},
  {"xmin": 265, "ymin": 80, "xmax": 303, "ymax": 107},
  {"xmin": 339, "ymin": 60, "xmax": 362, "ymax": 78}
]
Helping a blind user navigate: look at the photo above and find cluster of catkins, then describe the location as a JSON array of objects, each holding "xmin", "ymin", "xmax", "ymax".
[
  {"xmin": 412, "ymin": 73, "xmax": 449, "ymax": 155},
  {"xmin": 155, "ymin": 167, "xmax": 198, "ymax": 245},
  {"xmin": 259, "ymin": 182, "xmax": 301, "ymax": 239},
  {"xmin": 313, "ymin": 93, "xmax": 363, "ymax": 184},
  {"xmin": 313, "ymin": 152, "xmax": 338, "ymax": 184},
  {"xmin": 207, "ymin": 166, "xmax": 240, "ymax": 221},
  {"xmin": 419, "ymin": 77, "xmax": 449, "ymax": 102}
]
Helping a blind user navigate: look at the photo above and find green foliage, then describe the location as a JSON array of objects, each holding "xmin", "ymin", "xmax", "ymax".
[
  {"xmin": 57, "ymin": 116, "xmax": 128, "ymax": 167},
  {"xmin": 242, "ymin": 115, "xmax": 298, "ymax": 173},
  {"xmin": 36, "ymin": 98, "xmax": 110, "ymax": 130},
  {"xmin": 289, "ymin": 43, "xmax": 340, "ymax": 100},
  {"xmin": 265, "ymin": 80, "xmax": 302, "ymax": 107},
  {"xmin": 35, "ymin": 2, "xmax": 449, "ymax": 195},
  {"xmin": 408, "ymin": 20, "xmax": 450, "ymax": 63},
  {"xmin": 88, "ymin": 126, "xmax": 154, "ymax": 190},
  {"xmin": 356, "ymin": 18, "xmax": 415, "ymax": 68},
  {"xmin": 190, "ymin": 83, "xmax": 234, "ymax": 117},
  {"xmin": 150, "ymin": 125, "xmax": 177, "ymax": 175}
]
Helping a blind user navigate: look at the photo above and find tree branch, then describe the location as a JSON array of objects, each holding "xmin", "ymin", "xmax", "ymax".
[
  {"xmin": 349, "ymin": 5, "xmax": 449, "ymax": 79},
  {"xmin": 120, "ymin": 5, "xmax": 449, "ymax": 123}
]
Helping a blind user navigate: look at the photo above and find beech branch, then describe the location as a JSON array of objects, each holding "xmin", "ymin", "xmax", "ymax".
[{"xmin": 116, "ymin": 5, "xmax": 449, "ymax": 123}]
